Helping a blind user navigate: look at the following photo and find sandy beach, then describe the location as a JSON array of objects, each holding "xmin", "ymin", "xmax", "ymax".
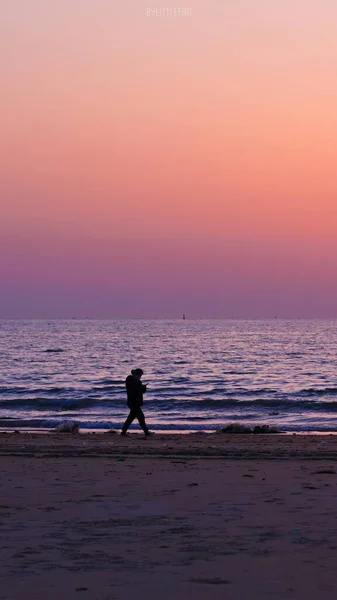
[{"xmin": 2, "ymin": 433, "xmax": 337, "ymax": 600}]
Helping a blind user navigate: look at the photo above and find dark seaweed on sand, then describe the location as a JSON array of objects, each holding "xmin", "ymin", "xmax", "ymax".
[{"xmin": 217, "ymin": 423, "xmax": 280, "ymax": 434}]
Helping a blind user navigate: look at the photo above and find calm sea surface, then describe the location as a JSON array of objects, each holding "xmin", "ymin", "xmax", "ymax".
[{"xmin": 1, "ymin": 319, "xmax": 337, "ymax": 432}]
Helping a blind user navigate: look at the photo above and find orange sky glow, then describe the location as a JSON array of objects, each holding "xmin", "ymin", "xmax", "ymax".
[{"xmin": 1, "ymin": 0, "xmax": 337, "ymax": 317}]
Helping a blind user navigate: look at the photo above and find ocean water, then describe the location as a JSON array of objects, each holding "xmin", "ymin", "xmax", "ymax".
[{"xmin": 1, "ymin": 319, "xmax": 337, "ymax": 433}]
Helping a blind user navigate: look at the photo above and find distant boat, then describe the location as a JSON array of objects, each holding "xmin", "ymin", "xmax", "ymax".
[{"xmin": 182, "ymin": 314, "xmax": 186, "ymax": 320}]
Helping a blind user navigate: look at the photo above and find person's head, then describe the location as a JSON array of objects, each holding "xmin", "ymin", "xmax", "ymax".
[{"xmin": 131, "ymin": 368, "xmax": 143, "ymax": 380}]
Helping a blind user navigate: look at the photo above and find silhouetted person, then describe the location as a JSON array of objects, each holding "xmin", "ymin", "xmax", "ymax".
[{"xmin": 121, "ymin": 368, "xmax": 153, "ymax": 436}]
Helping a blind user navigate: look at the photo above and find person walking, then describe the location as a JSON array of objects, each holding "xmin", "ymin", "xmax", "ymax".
[{"xmin": 121, "ymin": 368, "xmax": 153, "ymax": 436}]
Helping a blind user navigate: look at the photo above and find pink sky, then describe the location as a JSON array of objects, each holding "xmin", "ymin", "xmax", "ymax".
[{"xmin": 1, "ymin": 0, "xmax": 337, "ymax": 317}]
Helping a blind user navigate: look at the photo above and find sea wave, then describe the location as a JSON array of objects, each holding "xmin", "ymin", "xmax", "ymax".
[
  {"xmin": 295, "ymin": 387, "xmax": 337, "ymax": 397},
  {"xmin": 0, "ymin": 397, "xmax": 103, "ymax": 410},
  {"xmin": 2, "ymin": 383, "xmax": 337, "ymax": 400},
  {"xmin": 2, "ymin": 396, "xmax": 337, "ymax": 412}
]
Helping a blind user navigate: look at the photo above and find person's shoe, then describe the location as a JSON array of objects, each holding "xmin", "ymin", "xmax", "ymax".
[
  {"xmin": 144, "ymin": 431, "xmax": 155, "ymax": 437},
  {"xmin": 120, "ymin": 431, "xmax": 129, "ymax": 436}
]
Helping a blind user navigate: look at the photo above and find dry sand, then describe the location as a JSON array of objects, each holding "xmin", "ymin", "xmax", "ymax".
[{"xmin": 1, "ymin": 433, "xmax": 337, "ymax": 599}]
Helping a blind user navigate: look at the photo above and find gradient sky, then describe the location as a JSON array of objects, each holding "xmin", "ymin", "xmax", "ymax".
[{"xmin": 1, "ymin": 0, "xmax": 337, "ymax": 317}]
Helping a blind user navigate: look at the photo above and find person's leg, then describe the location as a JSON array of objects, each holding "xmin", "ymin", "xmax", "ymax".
[
  {"xmin": 121, "ymin": 409, "xmax": 136, "ymax": 434},
  {"xmin": 135, "ymin": 408, "xmax": 149, "ymax": 434}
]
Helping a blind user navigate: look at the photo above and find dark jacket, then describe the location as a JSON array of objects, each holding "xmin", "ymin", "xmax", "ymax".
[{"xmin": 125, "ymin": 375, "xmax": 146, "ymax": 408}]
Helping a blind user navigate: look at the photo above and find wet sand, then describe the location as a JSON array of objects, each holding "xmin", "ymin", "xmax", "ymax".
[{"xmin": 1, "ymin": 433, "xmax": 337, "ymax": 599}]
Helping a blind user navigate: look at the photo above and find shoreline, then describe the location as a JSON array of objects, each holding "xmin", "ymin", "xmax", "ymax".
[
  {"xmin": 1, "ymin": 431, "xmax": 337, "ymax": 459},
  {"xmin": 1, "ymin": 427, "xmax": 337, "ymax": 435}
]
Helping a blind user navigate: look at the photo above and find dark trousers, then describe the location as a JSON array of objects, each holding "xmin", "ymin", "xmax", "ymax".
[{"xmin": 122, "ymin": 407, "xmax": 148, "ymax": 434}]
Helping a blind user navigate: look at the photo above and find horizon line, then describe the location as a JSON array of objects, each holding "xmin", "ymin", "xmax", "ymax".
[{"xmin": 1, "ymin": 316, "xmax": 337, "ymax": 321}]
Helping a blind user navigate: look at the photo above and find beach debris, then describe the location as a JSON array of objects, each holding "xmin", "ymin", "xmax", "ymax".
[
  {"xmin": 216, "ymin": 423, "xmax": 279, "ymax": 434},
  {"xmin": 253, "ymin": 425, "xmax": 279, "ymax": 434},
  {"xmin": 190, "ymin": 577, "xmax": 232, "ymax": 585},
  {"xmin": 55, "ymin": 421, "xmax": 80, "ymax": 434},
  {"xmin": 216, "ymin": 423, "xmax": 252, "ymax": 434},
  {"xmin": 43, "ymin": 348, "xmax": 64, "ymax": 353},
  {"xmin": 311, "ymin": 469, "xmax": 336, "ymax": 474}
]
